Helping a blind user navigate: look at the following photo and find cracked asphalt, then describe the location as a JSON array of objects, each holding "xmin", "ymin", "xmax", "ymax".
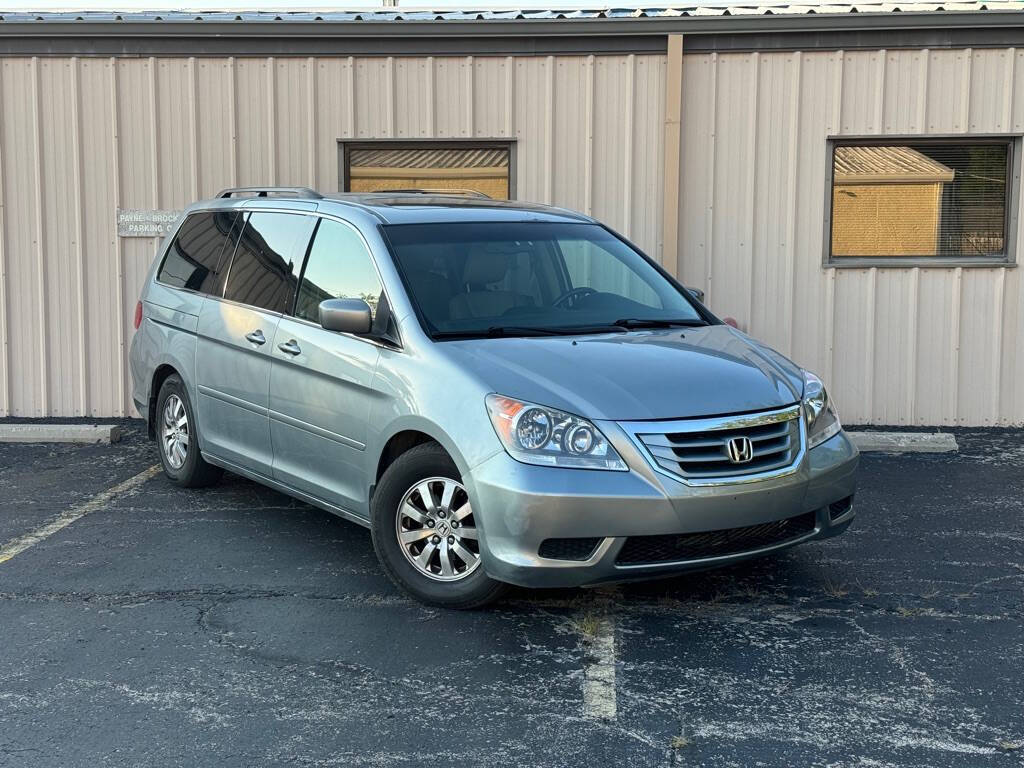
[{"xmin": 0, "ymin": 421, "xmax": 1022, "ymax": 767}]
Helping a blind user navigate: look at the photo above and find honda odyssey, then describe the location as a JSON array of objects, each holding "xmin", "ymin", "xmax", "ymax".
[{"xmin": 129, "ymin": 187, "xmax": 858, "ymax": 608}]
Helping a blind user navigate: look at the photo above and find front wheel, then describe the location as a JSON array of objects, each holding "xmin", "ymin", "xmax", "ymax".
[{"xmin": 371, "ymin": 443, "xmax": 506, "ymax": 609}]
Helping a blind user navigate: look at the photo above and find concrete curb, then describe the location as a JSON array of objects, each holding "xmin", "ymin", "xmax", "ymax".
[
  {"xmin": 847, "ymin": 431, "xmax": 958, "ymax": 453},
  {"xmin": 0, "ymin": 424, "xmax": 122, "ymax": 444}
]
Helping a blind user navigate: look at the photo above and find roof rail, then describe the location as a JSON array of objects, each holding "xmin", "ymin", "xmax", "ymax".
[
  {"xmin": 372, "ymin": 188, "xmax": 491, "ymax": 199},
  {"xmin": 217, "ymin": 186, "xmax": 323, "ymax": 200}
]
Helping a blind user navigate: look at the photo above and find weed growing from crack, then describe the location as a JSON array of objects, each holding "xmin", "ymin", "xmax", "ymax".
[
  {"xmin": 572, "ymin": 610, "xmax": 603, "ymax": 638},
  {"xmin": 855, "ymin": 580, "xmax": 879, "ymax": 597},
  {"xmin": 823, "ymin": 579, "xmax": 849, "ymax": 598}
]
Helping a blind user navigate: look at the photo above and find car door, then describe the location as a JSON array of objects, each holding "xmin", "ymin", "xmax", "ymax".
[
  {"xmin": 196, "ymin": 209, "xmax": 315, "ymax": 477},
  {"xmin": 269, "ymin": 216, "xmax": 387, "ymax": 515}
]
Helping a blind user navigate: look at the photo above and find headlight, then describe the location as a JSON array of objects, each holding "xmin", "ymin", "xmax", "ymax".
[
  {"xmin": 485, "ymin": 394, "xmax": 627, "ymax": 470},
  {"xmin": 802, "ymin": 371, "xmax": 842, "ymax": 449}
]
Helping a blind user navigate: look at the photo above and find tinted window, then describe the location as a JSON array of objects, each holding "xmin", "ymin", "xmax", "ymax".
[
  {"xmin": 223, "ymin": 212, "xmax": 315, "ymax": 313},
  {"xmin": 157, "ymin": 211, "xmax": 239, "ymax": 294},
  {"xmin": 384, "ymin": 222, "xmax": 700, "ymax": 337},
  {"xmin": 295, "ymin": 219, "xmax": 385, "ymax": 330}
]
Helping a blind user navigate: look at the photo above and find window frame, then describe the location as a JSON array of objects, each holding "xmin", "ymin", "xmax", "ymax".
[
  {"xmin": 338, "ymin": 138, "xmax": 517, "ymax": 200},
  {"xmin": 822, "ymin": 134, "xmax": 1021, "ymax": 269}
]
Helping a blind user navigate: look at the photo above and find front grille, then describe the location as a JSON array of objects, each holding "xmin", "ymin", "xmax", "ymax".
[
  {"xmin": 635, "ymin": 408, "xmax": 801, "ymax": 481},
  {"xmin": 615, "ymin": 512, "xmax": 817, "ymax": 565},
  {"xmin": 538, "ymin": 537, "xmax": 602, "ymax": 561}
]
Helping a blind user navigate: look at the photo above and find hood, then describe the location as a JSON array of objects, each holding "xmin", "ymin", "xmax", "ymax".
[{"xmin": 440, "ymin": 325, "xmax": 804, "ymax": 421}]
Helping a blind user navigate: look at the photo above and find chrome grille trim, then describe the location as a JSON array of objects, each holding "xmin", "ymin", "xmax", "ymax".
[{"xmin": 621, "ymin": 404, "xmax": 805, "ymax": 486}]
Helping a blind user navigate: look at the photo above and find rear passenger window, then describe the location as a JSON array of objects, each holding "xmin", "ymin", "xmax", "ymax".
[
  {"xmin": 295, "ymin": 219, "xmax": 384, "ymax": 328},
  {"xmin": 157, "ymin": 211, "xmax": 239, "ymax": 294},
  {"xmin": 223, "ymin": 212, "xmax": 315, "ymax": 314}
]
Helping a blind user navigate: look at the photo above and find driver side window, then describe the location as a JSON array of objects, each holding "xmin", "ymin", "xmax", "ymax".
[
  {"xmin": 295, "ymin": 218, "xmax": 384, "ymax": 325},
  {"xmin": 559, "ymin": 238, "xmax": 662, "ymax": 309}
]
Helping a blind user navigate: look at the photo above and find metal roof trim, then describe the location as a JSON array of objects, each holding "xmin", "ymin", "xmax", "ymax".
[
  {"xmin": 0, "ymin": 4, "xmax": 1022, "ymax": 28},
  {"xmin": 0, "ymin": 4, "xmax": 1021, "ymax": 56}
]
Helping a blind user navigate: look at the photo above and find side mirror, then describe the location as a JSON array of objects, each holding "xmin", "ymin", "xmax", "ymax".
[
  {"xmin": 686, "ymin": 286, "xmax": 705, "ymax": 303},
  {"xmin": 319, "ymin": 298, "xmax": 372, "ymax": 334}
]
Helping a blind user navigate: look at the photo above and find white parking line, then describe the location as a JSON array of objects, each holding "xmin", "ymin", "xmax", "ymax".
[
  {"xmin": 847, "ymin": 431, "xmax": 958, "ymax": 453},
  {"xmin": 582, "ymin": 613, "xmax": 618, "ymax": 721},
  {"xmin": 0, "ymin": 464, "xmax": 161, "ymax": 565}
]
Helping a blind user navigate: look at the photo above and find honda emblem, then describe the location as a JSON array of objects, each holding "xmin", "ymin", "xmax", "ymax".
[{"xmin": 726, "ymin": 436, "xmax": 754, "ymax": 464}]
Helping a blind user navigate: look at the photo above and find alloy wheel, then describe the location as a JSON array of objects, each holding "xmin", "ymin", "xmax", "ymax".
[
  {"xmin": 395, "ymin": 477, "xmax": 481, "ymax": 582},
  {"xmin": 161, "ymin": 394, "xmax": 189, "ymax": 469}
]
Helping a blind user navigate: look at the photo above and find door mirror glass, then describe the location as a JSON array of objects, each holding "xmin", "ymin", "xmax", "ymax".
[
  {"xmin": 320, "ymin": 298, "xmax": 372, "ymax": 334},
  {"xmin": 685, "ymin": 286, "xmax": 705, "ymax": 303}
]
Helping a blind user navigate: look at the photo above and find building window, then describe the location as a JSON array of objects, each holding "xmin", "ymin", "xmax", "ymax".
[
  {"xmin": 827, "ymin": 138, "xmax": 1017, "ymax": 266},
  {"xmin": 341, "ymin": 141, "xmax": 513, "ymax": 200}
]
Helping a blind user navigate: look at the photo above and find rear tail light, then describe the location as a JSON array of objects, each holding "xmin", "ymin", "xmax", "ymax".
[{"xmin": 133, "ymin": 301, "xmax": 143, "ymax": 330}]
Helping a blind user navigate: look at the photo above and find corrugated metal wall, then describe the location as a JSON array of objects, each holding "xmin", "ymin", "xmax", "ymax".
[
  {"xmin": 3, "ymin": 46, "xmax": 1020, "ymax": 425},
  {"xmin": 679, "ymin": 48, "xmax": 1024, "ymax": 426},
  {"xmin": 0, "ymin": 53, "xmax": 666, "ymax": 417}
]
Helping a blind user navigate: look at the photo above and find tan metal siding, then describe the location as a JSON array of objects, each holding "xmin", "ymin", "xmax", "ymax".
[
  {"xmin": 681, "ymin": 47, "xmax": 1024, "ymax": 426},
  {"xmin": 0, "ymin": 53, "xmax": 665, "ymax": 417},
  {"xmin": 1, "ymin": 59, "xmax": 45, "ymax": 416}
]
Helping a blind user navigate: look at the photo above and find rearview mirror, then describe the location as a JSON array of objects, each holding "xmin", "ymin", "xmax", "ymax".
[{"xmin": 319, "ymin": 298, "xmax": 372, "ymax": 334}]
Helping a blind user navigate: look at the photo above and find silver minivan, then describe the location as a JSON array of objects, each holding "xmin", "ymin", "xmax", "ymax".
[{"xmin": 130, "ymin": 187, "xmax": 858, "ymax": 608}]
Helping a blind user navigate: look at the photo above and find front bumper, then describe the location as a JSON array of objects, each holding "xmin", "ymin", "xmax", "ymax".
[{"xmin": 464, "ymin": 428, "xmax": 858, "ymax": 588}]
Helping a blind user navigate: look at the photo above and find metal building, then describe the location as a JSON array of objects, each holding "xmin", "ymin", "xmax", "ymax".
[{"xmin": 0, "ymin": 4, "xmax": 1021, "ymax": 425}]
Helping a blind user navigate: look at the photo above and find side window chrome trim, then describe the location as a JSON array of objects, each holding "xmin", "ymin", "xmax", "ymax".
[{"xmin": 201, "ymin": 292, "xmax": 285, "ymax": 319}]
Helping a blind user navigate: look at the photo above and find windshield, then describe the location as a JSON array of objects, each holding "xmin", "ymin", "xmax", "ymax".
[{"xmin": 383, "ymin": 221, "xmax": 705, "ymax": 339}]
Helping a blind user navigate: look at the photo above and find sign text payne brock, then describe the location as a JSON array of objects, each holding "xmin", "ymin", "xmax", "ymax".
[{"xmin": 117, "ymin": 209, "xmax": 183, "ymax": 238}]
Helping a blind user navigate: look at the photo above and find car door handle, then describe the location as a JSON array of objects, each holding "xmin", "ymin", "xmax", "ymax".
[
  {"xmin": 277, "ymin": 339, "xmax": 302, "ymax": 356},
  {"xmin": 245, "ymin": 329, "xmax": 266, "ymax": 345}
]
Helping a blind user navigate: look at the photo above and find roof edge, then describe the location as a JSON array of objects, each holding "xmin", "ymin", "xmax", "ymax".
[
  {"xmin": 0, "ymin": 10, "xmax": 1021, "ymax": 56},
  {"xmin": 1, "ymin": 9, "xmax": 1023, "ymax": 35}
]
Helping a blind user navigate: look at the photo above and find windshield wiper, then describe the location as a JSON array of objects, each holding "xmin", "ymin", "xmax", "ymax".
[
  {"xmin": 612, "ymin": 317, "xmax": 708, "ymax": 329},
  {"xmin": 432, "ymin": 324, "xmax": 629, "ymax": 340},
  {"xmin": 432, "ymin": 326, "xmax": 564, "ymax": 340}
]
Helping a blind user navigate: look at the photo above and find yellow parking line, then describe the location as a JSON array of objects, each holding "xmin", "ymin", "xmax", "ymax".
[{"xmin": 0, "ymin": 464, "xmax": 161, "ymax": 565}]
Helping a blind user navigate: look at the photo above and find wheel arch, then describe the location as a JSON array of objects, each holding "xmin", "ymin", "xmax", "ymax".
[
  {"xmin": 148, "ymin": 363, "xmax": 180, "ymax": 439},
  {"xmin": 370, "ymin": 417, "xmax": 473, "ymax": 502}
]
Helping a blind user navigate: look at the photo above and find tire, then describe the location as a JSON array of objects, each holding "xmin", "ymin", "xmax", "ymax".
[
  {"xmin": 371, "ymin": 443, "xmax": 507, "ymax": 609},
  {"xmin": 155, "ymin": 374, "xmax": 223, "ymax": 488}
]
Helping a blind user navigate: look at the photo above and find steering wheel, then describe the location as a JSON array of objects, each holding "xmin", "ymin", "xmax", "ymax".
[{"xmin": 553, "ymin": 286, "xmax": 597, "ymax": 309}]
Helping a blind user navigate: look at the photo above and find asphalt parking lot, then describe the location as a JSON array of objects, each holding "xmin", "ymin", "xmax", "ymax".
[{"xmin": 0, "ymin": 422, "xmax": 1022, "ymax": 767}]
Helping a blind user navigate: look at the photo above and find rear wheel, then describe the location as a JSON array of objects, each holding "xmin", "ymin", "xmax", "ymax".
[
  {"xmin": 155, "ymin": 374, "xmax": 222, "ymax": 488},
  {"xmin": 371, "ymin": 443, "xmax": 506, "ymax": 609}
]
